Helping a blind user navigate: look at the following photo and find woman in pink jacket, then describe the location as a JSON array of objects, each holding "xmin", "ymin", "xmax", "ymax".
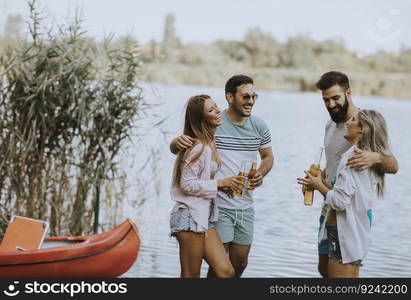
[{"xmin": 170, "ymin": 94, "xmax": 243, "ymax": 278}]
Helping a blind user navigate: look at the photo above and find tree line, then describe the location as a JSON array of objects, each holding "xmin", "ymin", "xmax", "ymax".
[{"xmin": 140, "ymin": 14, "xmax": 411, "ymax": 99}]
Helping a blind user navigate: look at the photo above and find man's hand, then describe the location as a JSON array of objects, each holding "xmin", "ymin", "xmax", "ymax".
[
  {"xmin": 175, "ymin": 135, "xmax": 194, "ymax": 151},
  {"xmin": 248, "ymin": 171, "xmax": 263, "ymax": 190},
  {"xmin": 170, "ymin": 134, "xmax": 194, "ymax": 154},
  {"xmin": 346, "ymin": 148, "xmax": 381, "ymax": 171}
]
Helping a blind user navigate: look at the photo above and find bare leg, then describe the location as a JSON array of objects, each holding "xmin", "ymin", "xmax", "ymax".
[
  {"xmin": 318, "ymin": 254, "xmax": 329, "ymax": 278},
  {"xmin": 207, "ymin": 242, "xmax": 230, "ymax": 278},
  {"xmin": 327, "ymin": 258, "xmax": 360, "ymax": 278},
  {"xmin": 203, "ymin": 228, "xmax": 234, "ymax": 278},
  {"xmin": 174, "ymin": 231, "xmax": 205, "ymax": 278},
  {"xmin": 228, "ymin": 243, "xmax": 251, "ymax": 278}
]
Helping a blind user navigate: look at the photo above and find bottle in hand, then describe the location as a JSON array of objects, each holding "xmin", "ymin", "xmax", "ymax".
[
  {"xmin": 233, "ymin": 161, "xmax": 248, "ymax": 197},
  {"xmin": 247, "ymin": 162, "xmax": 257, "ymax": 190},
  {"xmin": 304, "ymin": 147, "xmax": 323, "ymax": 206}
]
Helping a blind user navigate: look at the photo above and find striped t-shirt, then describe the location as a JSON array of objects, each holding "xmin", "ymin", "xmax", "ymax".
[{"xmin": 215, "ymin": 110, "xmax": 272, "ymax": 209}]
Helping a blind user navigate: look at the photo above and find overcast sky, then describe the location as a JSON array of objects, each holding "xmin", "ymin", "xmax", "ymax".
[{"xmin": 1, "ymin": 0, "xmax": 410, "ymax": 54}]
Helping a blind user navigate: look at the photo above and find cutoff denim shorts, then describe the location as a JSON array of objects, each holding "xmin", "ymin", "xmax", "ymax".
[
  {"xmin": 169, "ymin": 203, "xmax": 215, "ymax": 235},
  {"xmin": 326, "ymin": 224, "xmax": 362, "ymax": 266},
  {"xmin": 318, "ymin": 215, "xmax": 329, "ymax": 255},
  {"xmin": 214, "ymin": 206, "xmax": 254, "ymax": 245}
]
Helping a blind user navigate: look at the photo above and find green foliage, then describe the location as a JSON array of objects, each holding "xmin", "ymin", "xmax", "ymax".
[
  {"xmin": 213, "ymin": 40, "xmax": 251, "ymax": 66},
  {"xmin": 244, "ymin": 28, "xmax": 281, "ymax": 68},
  {"xmin": 0, "ymin": 1, "xmax": 147, "ymax": 235}
]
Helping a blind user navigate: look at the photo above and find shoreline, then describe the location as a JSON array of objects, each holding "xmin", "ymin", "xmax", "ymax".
[{"xmin": 142, "ymin": 64, "xmax": 411, "ymax": 101}]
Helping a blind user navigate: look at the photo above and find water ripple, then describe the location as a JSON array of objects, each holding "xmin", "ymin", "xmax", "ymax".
[{"xmin": 122, "ymin": 84, "xmax": 411, "ymax": 278}]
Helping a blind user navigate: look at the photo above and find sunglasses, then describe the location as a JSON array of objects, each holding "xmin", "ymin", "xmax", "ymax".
[{"xmin": 241, "ymin": 93, "xmax": 259, "ymax": 101}]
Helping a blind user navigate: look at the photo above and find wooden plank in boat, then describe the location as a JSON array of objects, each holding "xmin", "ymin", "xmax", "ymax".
[{"xmin": 0, "ymin": 216, "xmax": 49, "ymax": 252}]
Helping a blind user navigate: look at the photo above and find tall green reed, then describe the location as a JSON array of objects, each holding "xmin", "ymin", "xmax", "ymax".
[{"xmin": 0, "ymin": 0, "xmax": 149, "ymax": 236}]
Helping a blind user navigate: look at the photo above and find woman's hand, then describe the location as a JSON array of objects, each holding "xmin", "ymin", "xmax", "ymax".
[
  {"xmin": 297, "ymin": 171, "xmax": 323, "ymax": 191},
  {"xmin": 220, "ymin": 187, "xmax": 234, "ymax": 198},
  {"xmin": 218, "ymin": 176, "xmax": 245, "ymax": 195},
  {"xmin": 297, "ymin": 170, "xmax": 330, "ymax": 197}
]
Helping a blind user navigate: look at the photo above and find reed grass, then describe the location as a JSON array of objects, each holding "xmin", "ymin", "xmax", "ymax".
[{"xmin": 0, "ymin": 0, "xmax": 149, "ymax": 236}]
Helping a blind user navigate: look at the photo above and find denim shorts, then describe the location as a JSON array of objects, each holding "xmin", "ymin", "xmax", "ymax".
[
  {"xmin": 214, "ymin": 207, "xmax": 254, "ymax": 245},
  {"xmin": 169, "ymin": 205, "xmax": 215, "ymax": 235},
  {"xmin": 326, "ymin": 224, "xmax": 362, "ymax": 266},
  {"xmin": 318, "ymin": 215, "xmax": 329, "ymax": 255}
]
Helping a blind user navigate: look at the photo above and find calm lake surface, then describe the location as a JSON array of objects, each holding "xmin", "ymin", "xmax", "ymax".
[{"xmin": 120, "ymin": 83, "xmax": 411, "ymax": 278}]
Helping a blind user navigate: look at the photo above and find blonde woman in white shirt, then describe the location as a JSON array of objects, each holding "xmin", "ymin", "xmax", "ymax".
[
  {"xmin": 298, "ymin": 110, "xmax": 392, "ymax": 277},
  {"xmin": 170, "ymin": 94, "xmax": 244, "ymax": 278}
]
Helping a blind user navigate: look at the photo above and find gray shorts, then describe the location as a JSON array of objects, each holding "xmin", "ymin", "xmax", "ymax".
[
  {"xmin": 215, "ymin": 206, "xmax": 254, "ymax": 245},
  {"xmin": 170, "ymin": 205, "xmax": 215, "ymax": 235}
]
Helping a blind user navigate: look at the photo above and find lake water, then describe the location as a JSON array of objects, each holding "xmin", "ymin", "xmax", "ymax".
[{"xmin": 119, "ymin": 83, "xmax": 411, "ymax": 278}]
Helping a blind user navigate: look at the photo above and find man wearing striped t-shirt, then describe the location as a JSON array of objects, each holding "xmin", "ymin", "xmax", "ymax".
[{"xmin": 170, "ymin": 75, "xmax": 274, "ymax": 277}]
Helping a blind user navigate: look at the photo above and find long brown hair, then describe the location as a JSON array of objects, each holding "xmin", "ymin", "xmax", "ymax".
[
  {"xmin": 357, "ymin": 110, "xmax": 392, "ymax": 197},
  {"xmin": 172, "ymin": 95, "xmax": 217, "ymax": 187}
]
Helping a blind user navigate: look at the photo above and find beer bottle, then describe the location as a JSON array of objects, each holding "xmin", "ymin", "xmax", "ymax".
[
  {"xmin": 233, "ymin": 161, "xmax": 248, "ymax": 197},
  {"xmin": 247, "ymin": 162, "xmax": 257, "ymax": 190},
  {"xmin": 304, "ymin": 147, "xmax": 323, "ymax": 206}
]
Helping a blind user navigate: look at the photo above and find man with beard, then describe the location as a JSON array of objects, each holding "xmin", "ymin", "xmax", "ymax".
[
  {"xmin": 170, "ymin": 74, "xmax": 274, "ymax": 277},
  {"xmin": 311, "ymin": 71, "xmax": 399, "ymax": 277}
]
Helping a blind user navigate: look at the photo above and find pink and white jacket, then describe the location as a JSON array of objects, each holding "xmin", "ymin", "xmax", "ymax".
[{"xmin": 170, "ymin": 143, "xmax": 219, "ymax": 232}]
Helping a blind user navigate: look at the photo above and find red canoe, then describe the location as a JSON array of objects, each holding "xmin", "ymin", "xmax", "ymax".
[{"xmin": 0, "ymin": 219, "xmax": 140, "ymax": 277}]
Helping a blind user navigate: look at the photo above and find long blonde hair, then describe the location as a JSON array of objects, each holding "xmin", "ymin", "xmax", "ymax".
[
  {"xmin": 357, "ymin": 110, "xmax": 392, "ymax": 197},
  {"xmin": 172, "ymin": 95, "xmax": 217, "ymax": 188}
]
